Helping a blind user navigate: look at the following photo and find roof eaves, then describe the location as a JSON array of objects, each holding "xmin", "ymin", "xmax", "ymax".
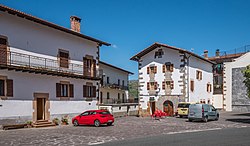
[
  {"xmin": 0, "ymin": 4, "xmax": 111, "ymax": 46},
  {"xmin": 99, "ymin": 61, "xmax": 134, "ymax": 75}
]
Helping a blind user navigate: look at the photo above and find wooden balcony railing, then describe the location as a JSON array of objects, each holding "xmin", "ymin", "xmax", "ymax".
[
  {"xmin": 101, "ymin": 81, "xmax": 129, "ymax": 90},
  {"xmin": 0, "ymin": 49, "xmax": 98, "ymax": 80}
]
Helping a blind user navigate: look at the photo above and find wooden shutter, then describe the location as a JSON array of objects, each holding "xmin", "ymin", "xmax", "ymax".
[
  {"xmin": 83, "ymin": 57, "xmax": 88, "ymax": 76},
  {"xmin": 170, "ymin": 64, "xmax": 174, "ymax": 72},
  {"xmin": 162, "ymin": 65, "xmax": 166, "ymax": 73},
  {"xmin": 196, "ymin": 71, "xmax": 199, "ymax": 80},
  {"xmin": 154, "ymin": 82, "xmax": 157, "ymax": 90},
  {"xmin": 154, "ymin": 66, "xmax": 157, "ymax": 74},
  {"xmin": 170, "ymin": 81, "xmax": 174, "ymax": 89},
  {"xmin": 200, "ymin": 71, "xmax": 202, "ymax": 80},
  {"xmin": 92, "ymin": 86, "xmax": 96, "ymax": 97},
  {"xmin": 59, "ymin": 50, "xmax": 69, "ymax": 68},
  {"xmin": 56, "ymin": 83, "xmax": 61, "ymax": 97},
  {"xmin": 147, "ymin": 82, "xmax": 150, "ymax": 90},
  {"xmin": 210, "ymin": 84, "xmax": 212, "ymax": 92},
  {"xmin": 69, "ymin": 84, "xmax": 74, "ymax": 97},
  {"xmin": 147, "ymin": 67, "xmax": 150, "ymax": 74},
  {"xmin": 162, "ymin": 81, "xmax": 165, "ymax": 90},
  {"xmin": 93, "ymin": 59, "xmax": 96, "ymax": 77},
  {"xmin": 83, "ymin": 85, "xmax": 87, "ymax": 97},
  {"xmin": 6, "ymin": 79, "xmax": 13, "ymax": 97}
]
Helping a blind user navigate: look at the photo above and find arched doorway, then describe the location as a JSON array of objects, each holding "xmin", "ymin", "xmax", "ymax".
[{"xmin": 163, "ymin": 100, "xmax": 174, "ymax": 116}]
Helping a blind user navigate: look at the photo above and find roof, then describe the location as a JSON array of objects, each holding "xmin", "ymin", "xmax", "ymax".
[
  {"xmin": 99, "ymin": 61, "xmax": 134, "ymax": 75},
  {"xmin": 130, "ymin": 42, "xmax": 215, "ymax": 64},
  {"xmin": 0, "ymin": 4, "xmax": 110, "ymax": 46},
  {"xmin": 208, "ymin": 53, "xmax": 245, "ymax": 63}
]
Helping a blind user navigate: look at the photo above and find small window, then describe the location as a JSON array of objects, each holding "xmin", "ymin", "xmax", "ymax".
[
  {"xmin": 0, "ymin": 80, "xmax": 4, "ymax": 96},
  {"xmin": 56, "ymin": 82, "xmax": 74, "ymax": 98},
  {"xmin": 118, "ymin": 79, "xmax": 120, "ymax": 86},
  {"xmin": 0, "ymin": 37, "xmax": 7, "ymax": 45},
  {"xmin": 61, "ymin": 84, "xmax": 68, "ymax": 97},
  {"xmin": 154, "ymin": 49, "xmax": 164, "ymax": 58},
  {"xmin": 83, "ymin": 85, "xmax": 96, "ymax": 97},
  {"xmin": 190, "ymin": 80, "xmax": 194, "ymax": 92},
  {"xmin": 207, "ymin": 83, "xmax": 212, "ymax": 92},
  {"xmin": 122, "ymin": 80, "xmax": 124, "ymax": 86},
  {"xmin": 196, "ymin": 70, "xmax": 202, "ymax": 80},
  {"xmin": 107, "ymin": 76, "xmax": 110, "ymax": 84},
  {"xmin": 107, "ymin": 92, "xmax": 110, "ymax": 99}
]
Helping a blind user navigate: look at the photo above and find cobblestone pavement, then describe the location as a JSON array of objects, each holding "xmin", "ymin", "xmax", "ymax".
[{"xmin": 0, "ymin": 112, "xmax": 250, "ymax": 146}]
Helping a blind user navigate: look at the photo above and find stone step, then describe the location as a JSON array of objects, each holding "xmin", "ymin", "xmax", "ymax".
[{"xmin": 32, "ymin": 123, "xmax": 56, "ymax": 128}]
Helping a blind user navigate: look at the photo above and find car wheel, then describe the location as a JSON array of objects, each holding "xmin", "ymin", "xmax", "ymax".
[
  {"xmin": 188, "ymin": 118, "xmax": 192, "ymax": 122},
  {"xmin": 73, "ymin": 120, "xmax": 79, "ymax": 126},
  {"xmin": 107, "ymin": 122, "xmax": 113, "ymax": 126},
  {"xmin": 179, "ymin": 115, "xmax": 183, "ymax": 118},
  {"xmin": 215, "ymin": 114, "xmax": 219, "ymax": 121},
  {"xmin": 203, "ymin": 116, "xmax": 208, "ymax": 123},
  {"xmin": 94, "ymin": 120, "xmax": 100, "ymax": 127}
]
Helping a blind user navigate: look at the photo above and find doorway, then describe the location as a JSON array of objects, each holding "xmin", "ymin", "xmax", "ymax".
[
  {"xmin": 0, "ymin": 36, "xmax": 8, "ymax": 65},
  {"xmin": 163, "ymin": 100, "xmax": 174, "ymax": 116},
  {"xmin": 37, "ymin": 98, "xmax": 46, "ymax": 120},
  {"xmin": 150, "ymin": 101, "xmax": 156, "ymax": 114}
]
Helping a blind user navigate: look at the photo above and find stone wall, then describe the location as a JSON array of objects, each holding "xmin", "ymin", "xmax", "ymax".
[
  {"xmin": 156, "ymin": 95, "xmax": 184, "ymax": 112},
  {"xmin": 232, "ymin": 67, "xmax": 250, "ymax": 112}
]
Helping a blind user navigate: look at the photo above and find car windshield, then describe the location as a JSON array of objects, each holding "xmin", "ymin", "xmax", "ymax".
[
  {"xmin": 99, "ymin": 111, "xmax": 111, "ymax": 115},
  {"xmin": 178, "ymin": 104, "xmax": 190, "ymax": 108}
]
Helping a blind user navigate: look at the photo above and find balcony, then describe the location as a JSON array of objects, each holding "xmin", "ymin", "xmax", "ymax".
[
  {"xmin": 100, "ymin": 98, "xmax": 138, "ymax": 105},
  {"xmin": 0, "ymin": 49, "xmax": 99, "ymax": 80},
  {"xmin": 101, "ymin": 82, "xmax": 129, "ymax": 90}
]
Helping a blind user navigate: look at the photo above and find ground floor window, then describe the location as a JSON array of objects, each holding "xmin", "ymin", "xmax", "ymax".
[
  {"xmin": 83, "ymin": 85, "xmax": 96, "ymax": 97},
  {"xmin": 56, "ymin": 82, "xmax": 74, "ymax": 98},
  {"xmin": 0, "ymin": 79, "xmax": 4, "ymax": 96}
]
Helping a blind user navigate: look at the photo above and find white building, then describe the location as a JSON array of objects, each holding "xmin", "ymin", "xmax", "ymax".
[
  {"xmin": 99, "ymin": 61, "xmax": 138, "ymax": 116},
  {"xmin": 0, "ymin": 5, "xmax": 110, "ymax": 126},
  {"xmin": 224, "ymin": 52, "xmax": 250, "ymax": 112},
  {"xmin": 131, "ymin": 43, "xmax": 214, "ymax": 116}
]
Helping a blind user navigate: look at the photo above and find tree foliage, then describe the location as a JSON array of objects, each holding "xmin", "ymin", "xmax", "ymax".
[{"xmin": 242, "ymin": 65, "xmax": 250, "ymax": 98}]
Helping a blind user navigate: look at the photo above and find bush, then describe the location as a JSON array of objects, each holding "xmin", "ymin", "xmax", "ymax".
[{"xmin": 61, "ymin": 115, "xmax": 69, "ymax": 125}]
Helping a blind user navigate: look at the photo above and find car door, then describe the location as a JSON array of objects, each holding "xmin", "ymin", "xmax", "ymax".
[
  {"xmin": 79, "ymin": 111, "xmax": 89, "ymax": 125},
  {"xmin": 208, "ymin": 105, "xmax": 216, "ymax": 120},
  {"xmin": 88, "ymin": 111, "xmax": 97, "ymax": 125}
]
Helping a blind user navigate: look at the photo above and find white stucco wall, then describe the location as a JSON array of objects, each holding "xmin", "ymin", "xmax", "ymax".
[
  {"xmin": 138, "ymin": 46, "xmax": 213, "ymax": 110},
  {"xmin": 0, "ymin": 11, "xmax": 98, "ymax": 62},
  {"xmin": 212, "ymin": 94, "xmax": 223, "ymax": 109},
  {"xmin": 99, "ymin": 88, "xmax": 128, "ymax": 103},
  {"xmin": 224, "ymin": 52, "xmax": 250, "ymax": 111}
]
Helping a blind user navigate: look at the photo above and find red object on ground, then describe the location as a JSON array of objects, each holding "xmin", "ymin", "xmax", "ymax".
[
  {"xmin": 72, "ymin": 110, "xmax": 114, "ymax": 126},
  {"xmin": 152, "ymin": 109, "xmax": 168, "ymax": 119}
]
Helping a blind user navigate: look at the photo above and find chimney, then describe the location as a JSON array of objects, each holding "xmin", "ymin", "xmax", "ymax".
[
  {"xmin": 216, "ymin": 49, "xmax": 220, "ymax": 57},
  {"xmin": 204, "ymin": 50, "xmax": 208, "ymax": 59},
  {"xmin": 70, "ymin": 16, "xmax": 81, "ymax": 33}
]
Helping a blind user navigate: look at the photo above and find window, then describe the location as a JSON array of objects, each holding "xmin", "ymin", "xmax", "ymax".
[
  {"xmin": 190, "ymin": 80, "xmax": 194, "ymax": 92},
  {"xmin": 118, "ymin": 79, "xmax": 120, "ymax": 86},
  {"xmin": 83, "ymin": 85, "xmax": 96, "ymax": 97},
  {"xmin": 83, "ymin": 56, "xmax": 96, "ymax": 77},
  {"xmin": 147, "ymin": 82, "xmax": 158, "ymax": 90},
  {"xmin": 107, "ymin": 92, "xmax": 110, "ymax": 99},
  {"xmin": 122, "ymin": 93, "xmax": 125, "ymax": 103},
  {"xmin": 196, "ymin": 70, "xmax": 202, "ymax": 80},
  {"xmin": 58, "ymin": 49, "xmax": 69, "ymax": 68},
  {"xmin": 0, "ymin": 80, "xmax": 4, "ymax": 96},
  {"xmin": 122, "ymin": 80, "xmax": 125, "ymax": 86},
  {"xmin": 165, "ymin": 81, "xmax": 174, "ymax": 89},
  {"xmin": 0, "ymin": 37, "xmax": 7, "ymax": 45},
  {"xmin": 162, "ymin": 64, "xmax": 173, "ymax": 73},
  {"xmin": 155, "ymin": 49, "xmax": 164, "ymax": 58},
  {"xmin": 207, "ymin": 83, "xmax": 212, "ymax": 92},
  {"xmin": 118, "ymin": 93, "xmax": 120, "ymax": 100},
  {"xmin": 147, "ymin": 66, "xmax": 157, "ymax": 74},
  {"xmin": 0, "ymin": 78, "xmax": 13, "ymax": 97},
  {"xmin": 56, "ymin": 82, "xmax": 74, "ymax": 98},
  {"xmin": 107, "ymin": 76, "xmax": 110, "ymax": 84},
  {"xmin": 81, "ymin": 111, "xmax": 89, "ymax": 116}
]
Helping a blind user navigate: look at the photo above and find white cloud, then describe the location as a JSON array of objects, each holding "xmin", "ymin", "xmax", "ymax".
[{"xmin": 112, "ymin": 44, "xmax": 118, "ymax": 48}]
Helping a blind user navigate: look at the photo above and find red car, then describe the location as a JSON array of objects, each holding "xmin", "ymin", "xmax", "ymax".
[{"xmin": 72, "ymin": 110, "xmax": 114, "ymax": 127}]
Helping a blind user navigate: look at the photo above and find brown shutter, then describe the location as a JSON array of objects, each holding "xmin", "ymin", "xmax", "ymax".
[
  {"xmin": 162, "ymin": 65, "xmax": 165, "ymax": 73},
  {"xmin": 162, "ymin": 81, "xmax": 165, "ymax": 90},
  {"xmin": 170, "ymin": 64, "xmax": 174, "ymax": 72},
  {"xmin": 56, "ymin": 83, "xmax": 61, "ymax": 97},
  {"xmin": 92, "ymin": 86, "xmax": 96, "ymax": 97},
  {"xmin": 210, "ymin": 84, "xmax": 212, "ymax": 92},
  {"xmin": 170, "ymin": 81, "xmax": 174, "ymax": 89},
  {"xmin": 83, "ymin": 85, "xmax": 87, "ymax": 97},
  {"xmin": 191, "ymin": 81, "xmax": 194, "ymax": 92},
  {"xmin": 154, "ymin": 82, "xmax": 158, "ymax": 90},
  {"xmin": 69, "ymin": 84, "xmax": 74, "ymax": 98},
  {"xmin": 6, "ymin": 79, "xmax": 13, "ymax": 97},
  {"xmin": 200, "ymin": 71, "xmax": 202, "ymax": 80},
  {"xmin": 147, "ymin": 67, "xmax": 149, "ymax": 74},
  {"xmin": 154, "ymin": 66, "xmax": 157, "ymax": 74},
  {"xmin": 83, "ymin": 57, "xmax": 87, "ymax": 76},
  {"xmin": 93, "ymin": 59, "xmax": 96, "ymax": 77},
  {"xmin": 147, "ymin": 82, "xmax": 150, "ymax": 90},
  {"xmin": 196, "ymin": 71, "xmax": 199, "ymax": 80}
]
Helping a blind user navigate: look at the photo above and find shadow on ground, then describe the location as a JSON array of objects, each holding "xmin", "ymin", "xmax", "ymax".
[
  {"xmin": 232, "ymin": 113, "xmax": 250, "ymax": 117},
  {"xmin": 226, "ymin": 118, "xmax": 250, "ymax": 124}
]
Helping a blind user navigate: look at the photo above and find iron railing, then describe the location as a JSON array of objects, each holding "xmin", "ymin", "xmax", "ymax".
[
  {"xmin": 218, "ymin": 45, "xmax": 250, "ymax": 57},
  {"xmin": 102, "ymin": 98, "xmax": 137, "ymax": 104},
  {"xmin": 101, "ymin": 81, "xmax": 129, "ymax": 90},
  {"xmin": 3, "ymin": 50, "xmax": 85, "ymax": 75}
]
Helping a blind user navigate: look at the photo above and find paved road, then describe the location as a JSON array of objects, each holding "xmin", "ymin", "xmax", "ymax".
[
  {"xmin": 99, "ymin": 127, "xmax": 250, "ymax": 146},
  {"xmin": 0, "ymin": 112, "xmax": 249, "ymax": 145}
]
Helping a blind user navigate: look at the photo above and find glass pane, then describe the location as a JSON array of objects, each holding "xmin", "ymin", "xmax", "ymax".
[{"xmin": 0, "ymin": 80, "xmax": 4, "ymax": 96}]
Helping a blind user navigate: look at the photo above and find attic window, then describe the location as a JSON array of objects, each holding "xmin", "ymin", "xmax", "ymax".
[{"xmin": 155, "ymin": 49, "xmax": 164, "ymax": 58}]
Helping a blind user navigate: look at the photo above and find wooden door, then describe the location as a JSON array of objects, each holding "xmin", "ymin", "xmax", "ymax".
[
  {"xmin": 37, "ymin": 98, "xmax": 46, "ymax": 120},
  {"xmin": 163, "ymin": 100, "xmax": 174, "ymax": 116}
]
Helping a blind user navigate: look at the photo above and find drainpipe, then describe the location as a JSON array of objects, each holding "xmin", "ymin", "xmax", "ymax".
[{"xmin": 186, "ymin": 53, "xmax": 191, "ymax": 102}]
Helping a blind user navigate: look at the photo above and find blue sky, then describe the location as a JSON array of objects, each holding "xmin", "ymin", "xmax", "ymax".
[{"xmin": 1, "ymin": 0, "xmax": 250, "ymax": 80}]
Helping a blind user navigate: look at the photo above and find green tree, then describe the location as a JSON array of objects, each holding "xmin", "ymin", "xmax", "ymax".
[{"xmin": 242, "ymin": 65, "xmax": 250, "ymax": 98}]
